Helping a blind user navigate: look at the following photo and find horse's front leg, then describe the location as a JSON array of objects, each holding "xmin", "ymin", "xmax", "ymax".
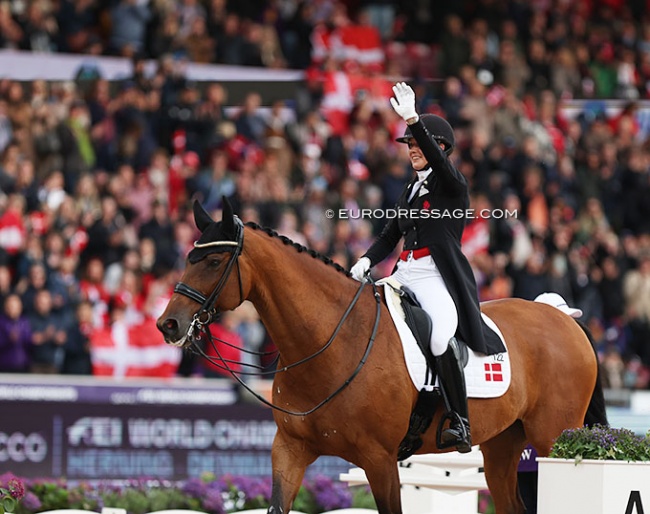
[
  {"xmin": 362, "ymin": 456, "xmax": 403, "ymax": 514},
  {"xmin": 268, "ymin": 431, "xmax": 316, "ymax": 514}
]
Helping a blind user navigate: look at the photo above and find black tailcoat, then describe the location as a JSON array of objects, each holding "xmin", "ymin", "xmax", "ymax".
[{"xmin": 363, "ymin": 119, "xmax": 505, "ymax": 355}]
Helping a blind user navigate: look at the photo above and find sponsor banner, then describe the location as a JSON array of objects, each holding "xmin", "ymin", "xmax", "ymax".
[
  {"xmin": 0, "ymin": 377, "xmax": 238, "ymax": 405},
  {"xmin": 0, "ymin": 378, "xmax": 349, "ymax": 480},
  {"xmin": 1, "ymin": 402, "xmax": 274, "ymax": 479}
]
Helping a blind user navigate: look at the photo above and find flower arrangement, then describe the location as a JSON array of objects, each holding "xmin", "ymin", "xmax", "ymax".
[
  {"xmin": 0, "ymin": 474, "xmax": 26, "ymax": 514},
  {"xmin": 549, "ymin": 425, "xmax": 650, "ymax": 463},
  {"xmin": 0, "ymin": 473, "xmax": 375, "ymax": 514}
]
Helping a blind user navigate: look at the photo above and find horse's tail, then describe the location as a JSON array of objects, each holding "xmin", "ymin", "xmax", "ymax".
[{"xmin": 575, "ymin": 318, "xmax": 609, "ymax": 427}]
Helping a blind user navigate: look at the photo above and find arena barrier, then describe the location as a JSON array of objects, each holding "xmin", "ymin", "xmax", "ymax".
[{"xmin": 339, "ymin": 446, "xmax": 487, "ymax": 514}]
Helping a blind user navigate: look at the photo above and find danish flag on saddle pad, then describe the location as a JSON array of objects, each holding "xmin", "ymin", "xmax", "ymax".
[{"xmin": 485, "ymin": 363, "xmax": 503, "ymax": 382}]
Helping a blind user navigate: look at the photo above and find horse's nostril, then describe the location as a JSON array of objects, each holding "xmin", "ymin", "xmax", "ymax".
[{"xmin": 158, "ymin": 317, "xmax": 178, "ymax": 336}]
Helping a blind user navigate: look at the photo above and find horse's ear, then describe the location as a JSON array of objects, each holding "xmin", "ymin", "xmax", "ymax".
[
  {"xmin": 220, "ymin": 196, "xmax": 236, "ymax": 239},
  {"xmin": 193, "ymin": 200, "xmax": 213, "ymax": 233}
]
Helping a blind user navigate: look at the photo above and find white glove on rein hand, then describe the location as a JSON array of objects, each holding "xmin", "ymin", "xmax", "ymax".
[
  {"xmin": 390, "ymin": 82, "xmax": 419, "ymax": 123},
  {"xmin": 350, "ymin": 257, "xmax": 371, "ymax": 281}
]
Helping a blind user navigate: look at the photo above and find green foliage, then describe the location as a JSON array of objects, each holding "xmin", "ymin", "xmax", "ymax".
[
  {"xmin": 549, "ymin": 425, "xmax": 650, "ymax": 462},
  {"xmin": 2, "ymin": 496, "xmax": 17, "ymax": 514},
  {"xmin": 28, "ymin": 482, "xmax": 69, "ymax": 510},
  {"xmin": 292, "ymin": 485, "xmax": 319, "ymax": 514},
  {"xmin": 350, "ymin": 486, "xmax": 377, "ymax": 510}
]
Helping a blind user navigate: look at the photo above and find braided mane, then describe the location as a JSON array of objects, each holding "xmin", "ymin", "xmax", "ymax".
[{"xmin": 246, "ymin": 222, "xmax": 351, "ymax": 277}]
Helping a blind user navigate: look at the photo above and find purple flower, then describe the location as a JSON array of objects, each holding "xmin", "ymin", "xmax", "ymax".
[
  {"xmin": 202, "ymin": 488, "xmax": 225, "ymax": 514},
  {"xmin": 305, "ymin": 475, "xmax": 353, "ymax": 511},
  {"xmin": 182, "ymin": 477, "xmax": 207, "ymax": 498},
  {"xmin": 21, "ymin": 491, "xmax": 42, "ymax": 511}
]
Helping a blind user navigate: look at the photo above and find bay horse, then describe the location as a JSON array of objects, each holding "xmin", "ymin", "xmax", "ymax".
[{"xmin": 157, "ymin": 200, "xmax": 607, "ymax": 514}]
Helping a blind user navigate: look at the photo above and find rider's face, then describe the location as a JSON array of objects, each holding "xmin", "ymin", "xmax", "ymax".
[{"xmin": 407, "ymin": 139, "xmax": 447, "ymax": 171}]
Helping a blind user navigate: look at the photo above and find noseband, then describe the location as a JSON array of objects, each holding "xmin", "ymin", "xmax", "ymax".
[{"xmin": 173, "ymin": 216, "xmax": 245, "ymax": 340}]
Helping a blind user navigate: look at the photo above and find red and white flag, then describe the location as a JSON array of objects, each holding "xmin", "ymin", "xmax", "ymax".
[{"xmin": 90, "ymin": 317, "xmax": 181, "ymax": 378}]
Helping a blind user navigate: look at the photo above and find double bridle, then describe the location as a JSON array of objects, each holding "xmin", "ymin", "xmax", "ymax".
[
  {"xmin": 173, "ymin": 216, "xmax": 245, "ymax": 342},
  {"xmin": 171, "ymin": 218, "xmax": 382, "ymax": 416}
]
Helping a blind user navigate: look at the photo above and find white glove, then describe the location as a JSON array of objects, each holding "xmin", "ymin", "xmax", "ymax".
[
  {"xmin": 350, "ymin": 257, "xmax": 371, "ymax": 281},
  {"xmin": 390, "ymin": 82, "xmax": 419, "ymax": 122}
]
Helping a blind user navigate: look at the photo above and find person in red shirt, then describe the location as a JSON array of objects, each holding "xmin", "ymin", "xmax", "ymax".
[{"xmin": 200, "ymin": 311, "xmax": 243, "ymax": 379}]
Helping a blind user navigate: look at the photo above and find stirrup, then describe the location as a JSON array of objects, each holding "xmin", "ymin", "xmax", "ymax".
[{"xmin": 436, "ymin": 411, "xmax": 472, "ymax": 453}]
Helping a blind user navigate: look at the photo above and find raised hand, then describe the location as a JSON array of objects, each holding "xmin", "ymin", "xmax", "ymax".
[{"xmin": 390, "ymin": 82, "xmax": 418, "ymax": 123}]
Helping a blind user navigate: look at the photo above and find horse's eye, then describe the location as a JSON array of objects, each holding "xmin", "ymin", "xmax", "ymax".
[{"xmin": 208, "ymin": 257, "xmax": 222, "ymax": 268}]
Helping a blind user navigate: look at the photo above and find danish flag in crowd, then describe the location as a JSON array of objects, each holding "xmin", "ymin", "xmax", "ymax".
[{"xmin": 90, "ymin": 317, "xmax": 181, "ymax": 378}]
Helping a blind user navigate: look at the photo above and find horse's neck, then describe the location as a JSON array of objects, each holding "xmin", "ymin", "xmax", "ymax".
[{"xmin": 246, "ymin": 235, "xmax": 357, "ymax": 363}]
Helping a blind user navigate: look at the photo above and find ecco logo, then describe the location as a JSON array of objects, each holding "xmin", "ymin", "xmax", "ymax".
[{"xmin": 0, "ymin": 432, "xmax": 48, "ymax": 462}]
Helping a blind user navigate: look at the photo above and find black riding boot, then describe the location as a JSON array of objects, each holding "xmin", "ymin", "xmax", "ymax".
[{"xmin": 436, "ymin": 338, "xmax": 472, "ymax": 453}]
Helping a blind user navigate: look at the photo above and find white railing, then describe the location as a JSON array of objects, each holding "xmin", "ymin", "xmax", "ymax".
[{"xmin": 340, "ymin": 446, "xmax": 487, "ymax": 514}]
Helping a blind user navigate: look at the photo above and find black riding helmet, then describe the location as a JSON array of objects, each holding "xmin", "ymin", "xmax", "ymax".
[{"xmin": 396, "ymin": 113, "xmax": 455, "ymax": 155}]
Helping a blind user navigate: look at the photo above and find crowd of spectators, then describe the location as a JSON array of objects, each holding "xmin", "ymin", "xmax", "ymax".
[{"xmin": 1, "ymin": 0, "xmax": 650, "ymax": 390}]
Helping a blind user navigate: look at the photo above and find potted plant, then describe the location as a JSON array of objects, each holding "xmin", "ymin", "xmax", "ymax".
[{"xmin": 536, "ymin": 425, "xmax": 650, "ymax": 514}]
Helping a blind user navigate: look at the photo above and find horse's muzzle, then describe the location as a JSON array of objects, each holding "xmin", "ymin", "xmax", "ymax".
[{"xmin": 156, "ymin": 316, "xmax": 191, "ymax": 347}]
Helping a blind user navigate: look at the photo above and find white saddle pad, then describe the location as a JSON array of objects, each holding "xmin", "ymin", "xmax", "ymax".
[{"xmin": 379, "ymin": 278, "xmax": 511, "ymax": 398}]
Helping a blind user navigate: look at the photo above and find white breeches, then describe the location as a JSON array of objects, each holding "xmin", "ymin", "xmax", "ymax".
[{"xmin": 392, "ymin": 254, "xmax": 458, "ymax": 357}]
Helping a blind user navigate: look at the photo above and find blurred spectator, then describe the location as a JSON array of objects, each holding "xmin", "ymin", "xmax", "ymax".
[
  {"xmin": 176, "ymin": 0, "xmax": 206, "ymax": 40},
  {"xmin": 184, "ymin": 16, "xmax": 215, "ymax": 64},
  {"xmin": 139, "ymin": 199, "xmax": 176, "ymax": 268},
  {"xmin": 200, "ymin": 311, "xmax": 243, "ymax": 379},
  {"xmin": 56, "ymin": 0, "xmax": 97, "ymax": 54},
  {"xmin": 16, "ymin": 261, "xmax": 49, "ymax": 316},
  {"xmin": 231, "ymin": 301, "xmax": 266, "ymax": 384},
  {"xmin": 0, "ymin": 194, "xmax": 28, "ymax": 260},
  {"xmin": 0, "ymin": 100, "xmax": 11, "ymax": 154},
  {"xmin": 623, "ymin": 252, "xmax": 650, "ymax": 365},
  {"xmin": 280, "ymin": 1, "xmax": 314, "ymax": 70},
  {"xmin": 192, "ymin": 149, "xmax": 236, "ymax": 211},
  {"xmin": 234, "ymin": 91, "xmax": 268, "ymax": 146},
  {"xmin": 61, "ymin": 300, "xmax": 93, "ymax": 375},
  {"xmin": 5, "ymin": 82, "xmax": 34, "ymax": 164},
  {"xmin": 83, "ymin": 195, "xmax": 129, "ymax": 266},
  {"xmin": 79, "ymin": 256, "xmax": 110, "ymax": 328},
  {"xmin": 0, "ymin": 1, "xmax": 23, "ymax": 49},
  {"xmin": 109, "ymin": 0, "xmax": 152, "ymax": 57},
  {"xmin": 215, "ymin": 13, "xmax": 248, "ymax": 65},
  {"xmin": 150, "ymin": 12, "xmax": 183, "ymax": 59},
  {"xmin": 19, "ymin": 1, "xmax": 58, "ymax": 53},
  {"xmin": 0, "ymin": 264, "xmax": 12, "ymax": 302},
  {"xmin": 359, "ymin": 0, "xmax": 396, "ymax": 41},
  {"xmin": 27, "ymin": 288, "xmax": 67, "ymax": 374},
  {"xmin": 0, "ymin": 293, "xmax": 32, "ymax": 373}
]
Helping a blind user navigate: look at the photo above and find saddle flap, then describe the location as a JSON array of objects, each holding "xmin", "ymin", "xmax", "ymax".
[
  {"xmin": 394, "ymin": 288, "xmax": 434, "ymax": 368},
  {"xmin": 396, "ymin": 284, "xmax": 469, "ymax": 369}
]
